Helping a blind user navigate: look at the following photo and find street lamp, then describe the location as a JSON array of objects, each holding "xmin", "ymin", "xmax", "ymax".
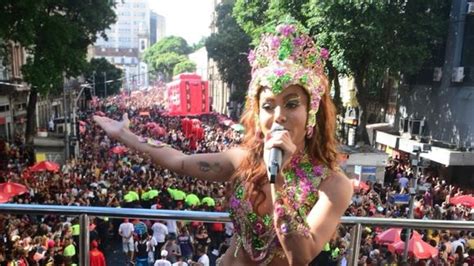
[{"xmin": 402, "ymin": 144, "xmax": 431, "ymax": 263}]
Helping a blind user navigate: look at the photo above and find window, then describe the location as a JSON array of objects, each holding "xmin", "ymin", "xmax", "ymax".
[{"xmin": 0, "ymin": 105, "xmax": 9, "ymax": 112}]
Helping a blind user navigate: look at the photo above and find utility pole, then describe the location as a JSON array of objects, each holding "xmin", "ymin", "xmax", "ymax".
[
  {"xmin": 63, "ymin": 81, "xmax": 70, "ymax": 161},
  {"xmin": 402, "ymin": 147, "xmax": 422, "ymax": 263},
  {"xmin": 103, "ymin": 71, "xmax": 107, "ymax": 98},
  {"xmin": 92, "ymin": 71, "xmax": 96, "ymax": 97}
]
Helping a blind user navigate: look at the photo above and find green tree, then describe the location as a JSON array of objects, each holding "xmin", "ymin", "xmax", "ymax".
[
  {"xmin": 191, "ymin": 37, "xmax": 207, "ymax": 52},
  {"xmin": 206, "ymin": 1, "xmax": 252, "ymax": 103},
  {"xmin": 173, "ymin": 59, "xmax": 196, "ymax": 76},
  {"xmin": 144, "ymin": 36, "xmax": 192, "ymax": 81},
  {"xmin": 233, "ymin": 0, "xmax": 450, "ymax": 143},
  {"xmin": 84, "ymin": 58, "xmax": 123, "ymax": 98},
  {"xmin": 0, "ymin": 0, "xmax": 116, "ymax": 144},
  {"xmin": 305, "ymin": 0, "xmax": 451, "ymax": 142}
]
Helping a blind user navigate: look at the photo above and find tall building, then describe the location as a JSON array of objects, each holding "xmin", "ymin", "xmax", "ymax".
[
  {"xmin": 150, "ymin": 11, "xmax": 166, "ymax": 45},
  {"xmin": 93, "ymin": 0, "xmax": 151, "ymax": 90}
]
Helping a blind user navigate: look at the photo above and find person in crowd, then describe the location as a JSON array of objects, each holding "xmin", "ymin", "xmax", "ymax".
[
  {"xmin": 94, "ymin": 17, "xmax": 352, "ymax": 265},
  {"xmin": 187, "ymin": 245, "xmax": 209, "ymax": 266},
  {"xmin": 163, "ymin": 237, "xmax": 182, "ymax": 264},
  {"xmin": 89, "ymin": 240, "xmax": 106, "ymax": 266},
  {"xmin": 151, "ymin": 220, "xmax": 168, "ymax": 260},
  {"xmin": 135, "ymin": 233, "xmax": 149, "ymax": 266},
  {"xmin": 154, "ymin": 250, "xmax": 172, "ymax": 266},
  {"xmin": 118, "ymin": 218, "xmax": 135, "ymax": 265}
]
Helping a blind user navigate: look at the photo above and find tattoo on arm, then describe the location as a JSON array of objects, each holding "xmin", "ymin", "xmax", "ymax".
[{"xmin": 198, "ymin": 161, "xmax": 223, "ymax": 173}]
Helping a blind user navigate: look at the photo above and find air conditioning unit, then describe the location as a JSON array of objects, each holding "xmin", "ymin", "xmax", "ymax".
[
  {"xmin": 452, "ymin": 67, "xmax": 464, "ymax": 82},
  {"xmin": 409, "ymin": 119, "xmax": 425, "ymax": 137},
  {"xmin": 433, "ymin": 67, "xmax": 442, "ymax": 81},
  {"xmin": 468, "ymin": 2, "xmax": 474, "ymax": 15}
]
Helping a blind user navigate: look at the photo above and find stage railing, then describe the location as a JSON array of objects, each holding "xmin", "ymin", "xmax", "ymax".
[{"xmin": 0, "ymin": 204, "xmax": 473, "ymax": 266}]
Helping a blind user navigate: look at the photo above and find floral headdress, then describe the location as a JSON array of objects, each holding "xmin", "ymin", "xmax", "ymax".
[{"xmin": 247, "ymin": 20, "xmax": 329, "ymax": 129}]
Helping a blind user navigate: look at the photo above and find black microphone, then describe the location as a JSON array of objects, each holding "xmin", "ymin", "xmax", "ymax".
[{"xmin": 267, "ymin": 123, "xmax": 284, "ymax": 184}]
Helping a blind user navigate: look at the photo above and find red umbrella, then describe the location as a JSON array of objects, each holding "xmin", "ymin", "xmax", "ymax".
[
  {"xmin": 449, "ymin": 195, "xmax": 474, "ymax": 207},
  {"xmin": 29, "ymin": 161, "xmax": 60, "ymax": 173},
  {"xmin": 375, "ymin": 228, "xmax": 421, "ymax": 245},
  {"xmin": 0, "ymin": 182, "xmax": 29, "ymax": 197},
  {"xmin": 352, "ymin": 179, "xmax": 370, "ymax": 191},
  {"xmin": 110, "ymin": 146, "xmax": 128, "ymax": 155},
  {"xmin": 0, "ymin": 193, "xmax": 12, "ymax": 203},
  {"xmin": 388, "ymin": 234, "xmax": 438, "ymax": 259}
]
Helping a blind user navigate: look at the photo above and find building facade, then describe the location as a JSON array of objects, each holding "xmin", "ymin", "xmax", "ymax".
[
  {"xmin": 93, "ymin": 0, "xmax": 152, "ymax": 90},
  {"xmin": 376, "ymin": 0, "xmax": 474, "ymax": 184},
  {"xmin": 150, "ymin": 11, "xmax": 166, "ymax": 45}
]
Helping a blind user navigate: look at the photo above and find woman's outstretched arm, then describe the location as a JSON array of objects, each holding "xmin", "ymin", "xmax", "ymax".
[{"xmin": 94, "ymin": 114, "xmax": 245, "ymax": 182}]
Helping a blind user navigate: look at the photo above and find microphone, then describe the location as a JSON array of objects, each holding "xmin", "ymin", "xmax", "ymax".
[{"xmin": 267, "ymin": 123, "xmax": 284, "ymax": 184}]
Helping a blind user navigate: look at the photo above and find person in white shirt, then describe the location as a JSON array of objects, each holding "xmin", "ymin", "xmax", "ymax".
[
  {"xmin": 188, "ymin": 245, "xmax": 209, "ymax": 266},
  {"xmin": 152, "ymin": 220, "xmax": 168, "ymax": 260},
  {"xmin": 166, "ymin": 219, "xmax": 178, "ymax": 239},
  {"xmin": 154, "ymin": 250, "xmax": 172, "ymax": 266},
  {"xmin": 118, "ymin": 218, "xmax": 135, "ymax": 264}
]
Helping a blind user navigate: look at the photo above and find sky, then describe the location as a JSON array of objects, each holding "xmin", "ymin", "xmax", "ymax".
[{"xmin": 150, "ymin": 0, "xmax": 215, "ymax": 45}]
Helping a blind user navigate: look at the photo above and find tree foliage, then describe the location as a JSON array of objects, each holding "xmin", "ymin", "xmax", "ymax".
[
  {"xmin": 0, "ymin": 0, "xmax": 116, "ymax": 144},
  {"xmin": 206, "ymin": 1, "xmax": 252, "ymax": 103},
  {"xmin": 173, "ymin": 59, "xmax": 196, "ymax": 76},
  {"xmin": 143, "ymin": 36, "xmax": 193, "ymax": 80},
  {"xmin": 233, "ymin": 0, "xmax": 451, "ymax": 142},
  {"xmin": 84, "ymin": 58, "xmax": 123, "ymax": 98}
]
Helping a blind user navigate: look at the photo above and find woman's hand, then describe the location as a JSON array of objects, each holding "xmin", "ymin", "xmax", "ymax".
[
  {"xmin": 93, "ymin": 113, "xmax": 130, "ymax": 140},
  {"xmin": 263, "ymin": 128, "xmax": 297, "ymax": 174}
]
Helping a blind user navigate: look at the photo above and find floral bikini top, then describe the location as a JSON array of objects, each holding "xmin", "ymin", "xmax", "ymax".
[{"xmin": 228, "ymin": 154, "xmax": 330, "ymax": 265}]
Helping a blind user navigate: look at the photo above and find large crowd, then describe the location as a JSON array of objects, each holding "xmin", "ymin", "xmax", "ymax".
[{"xmin": 0, "ymin": 88, "xmax": 473, "ymax": 266}]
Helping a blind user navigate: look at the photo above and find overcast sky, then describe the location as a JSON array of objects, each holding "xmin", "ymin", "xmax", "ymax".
[{"xmin": 150, "ymin": 0, "xmax": 215, "ymax": 45}]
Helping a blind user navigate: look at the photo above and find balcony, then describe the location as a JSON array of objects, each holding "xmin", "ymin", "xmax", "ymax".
[{"xmin": 1, "ymin": 204, "xmax": 473, "ymax": 266}]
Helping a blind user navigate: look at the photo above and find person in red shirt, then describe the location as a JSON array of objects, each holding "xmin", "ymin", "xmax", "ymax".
[{"xmin": 89, "ymin": 240, "xmax": 106, "ymax": 266}]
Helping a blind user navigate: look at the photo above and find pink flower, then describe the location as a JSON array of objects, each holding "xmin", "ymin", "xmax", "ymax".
[
  {"xmin": 313, "ymin": 165, "xmax": 323, "ymax": 176},
  {"xmin": 277, "ymin": 24, "xmax": 295, "ymax": 36},
  {"xmin": 253, "ymin": 221, "xmax": 265, "ymax": 234},
  {"xmin": 247, "ymin": 50, "xmax": 256, "ymax": 64},
  {"xmin": 320, "ymin": 48, "xmax": 329, "ymax": 60},
  {"xmin": 274, "ymin": 68, "xmax": 286, "ymax": 77},
  {"xmin": 275, "ymin": 204, "xmax": 286, "ymax": 217},
  {"xmin": 230, "ymin": 197, "xmax": 240, "ymax": 208},
  {"xmin": 271, "ymin": 37, "xmax": 281, "ymax": 48},
  {"xmin": 293, "ymin": 37, "xmax": 304, "ymax": 46}
]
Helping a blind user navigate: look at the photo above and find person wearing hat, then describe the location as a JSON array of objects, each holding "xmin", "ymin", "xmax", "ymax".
[{"xmin": 154, "ymin": 250, "xmax": 171, "ymax": 266}]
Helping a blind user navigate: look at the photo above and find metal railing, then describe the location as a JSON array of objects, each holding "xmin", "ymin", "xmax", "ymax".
[{"xmin": 0, "ymin": 204, "xmax": 473, "ymax": 266}]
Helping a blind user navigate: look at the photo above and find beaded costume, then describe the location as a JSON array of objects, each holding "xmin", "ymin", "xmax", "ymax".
[{"xmin": 228, "ymin": 154, "xmax": 329, "ymax": 265}]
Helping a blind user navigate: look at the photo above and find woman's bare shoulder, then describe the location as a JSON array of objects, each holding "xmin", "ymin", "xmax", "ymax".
[{"xmin": 320, "ymin": 169, "xmax": 353, "ymax": 208}]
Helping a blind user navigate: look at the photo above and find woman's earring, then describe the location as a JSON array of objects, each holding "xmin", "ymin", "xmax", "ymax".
[
  {"xmin": 255, "ymin": 128, "xmax": 264, "ymax": 141},
  {"xmin": 306, "ymin": 126, "xmax": 314, "ymax": 139}
]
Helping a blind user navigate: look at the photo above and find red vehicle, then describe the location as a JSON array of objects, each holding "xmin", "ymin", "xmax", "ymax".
[{"xmin": 166, "ymin": 73, "xmax": 209, "ymax": 116}]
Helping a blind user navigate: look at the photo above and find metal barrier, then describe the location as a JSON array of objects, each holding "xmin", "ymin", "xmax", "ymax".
[{"xmin": 1, "ymin": 204, "xmax": 473, "ymax": 266}]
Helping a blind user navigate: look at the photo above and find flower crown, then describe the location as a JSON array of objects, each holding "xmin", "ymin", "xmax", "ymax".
[{"xmin": 247, "ymin": 21, "xmax": 329, "ymax": 128}]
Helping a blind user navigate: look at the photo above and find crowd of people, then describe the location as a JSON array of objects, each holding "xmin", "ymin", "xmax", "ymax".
[{"xmin": 0, "ymin": 90, "xmax": 472, "ymax": 266}]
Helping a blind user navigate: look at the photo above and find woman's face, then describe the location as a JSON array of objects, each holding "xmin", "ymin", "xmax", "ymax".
[{"xmin": 258, "ymin": 84, "xmax": 309, "ymax": 151}]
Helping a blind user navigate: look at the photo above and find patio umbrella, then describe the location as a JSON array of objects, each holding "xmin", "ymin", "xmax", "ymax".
[
  {"xmin": 0, "ymin": 182, "xmax": 29, "ymax": 197},
  {"xmin": 0, "ymin": 193, "xmax": 12, "ymax": 203},
  {"xmin": 110, "ymin": 146, "xmax": 128, "ymax": 155},
  {"xmin": 375, "ymin": 228, "xmax": 421, "ymax": 245},
  {"xmin": 388, "ymin": 234, "xmax": 438, "ymax": 259},
  {"xmin": 29, "ymin": 161, "xmax": 60, "ymax": 173},
  {"xmin": 449, "ymin": 195, "xmax": 474, "ymax": 208},
  {"xmin": 352, "ymin": 179, "xmax": 370, "ymax": 191}
]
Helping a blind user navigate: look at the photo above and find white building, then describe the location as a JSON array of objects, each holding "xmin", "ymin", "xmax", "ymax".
[{"xmin": 93, "ymin": 0, "xmax": 152, "ymax": 90}]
